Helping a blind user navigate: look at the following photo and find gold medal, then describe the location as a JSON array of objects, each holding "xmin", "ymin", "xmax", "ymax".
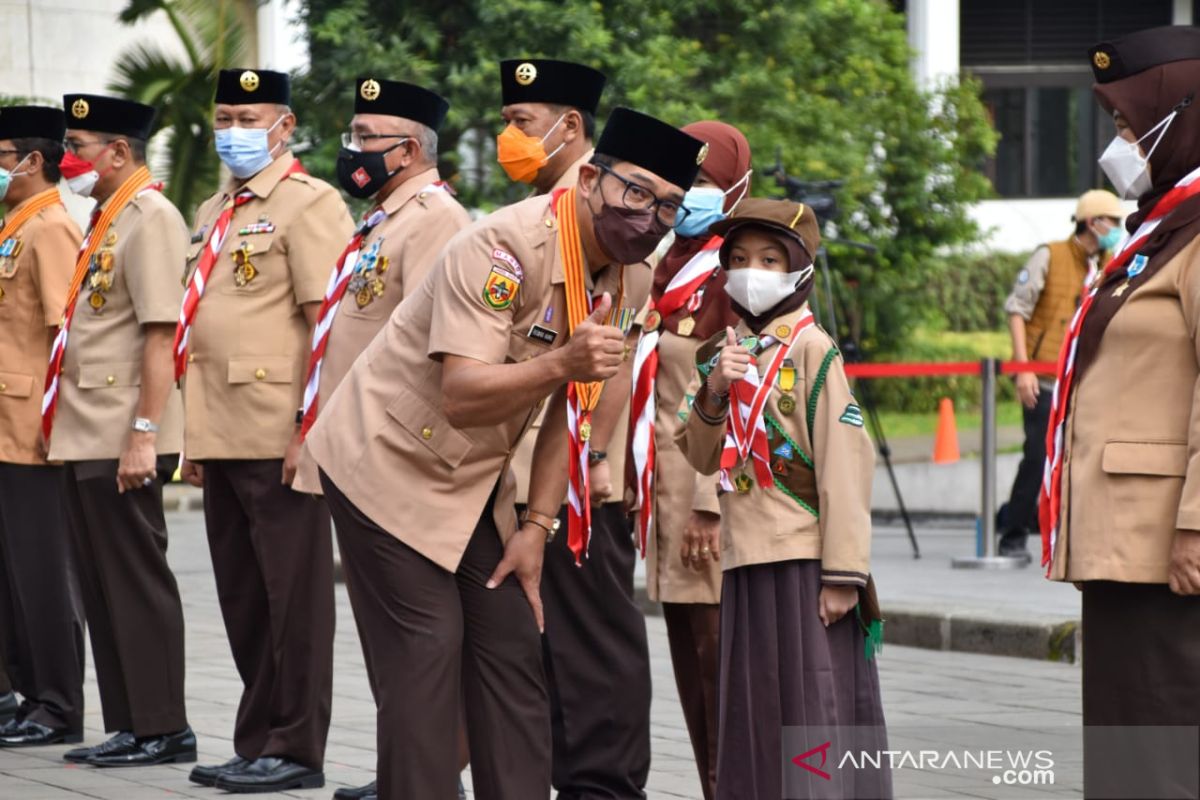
[
  {"xmin": 355, "ymin": 286, "xmax": 373, "ymax": 308},
  {"xmin": 676, "ymin": 316, "xmax": 696, "ymax": 337},
  {"xmin": 98, "ymin": 250, "xmax": 114, "ymax": 272},
  {"xmin": 643, "ymin": 309, "xmax": 661, "ymax": 332},
  {"xmin": 104, "ymin": 231, "xmax": 118, "ymax": 247},
  {"xmin": 89, "ymin": 292, "xmax": 106, "ymax": 310},
  {"xmin": 579, "ymin": 421, "xmax": 592, "ymax": 442},
  {"xmin": 371, "ymin": 278, "xmax": 385, "ymax": 297},
  {"xmin": 735, "ymin": 473, "xmax": 753, "ymax": 494},
  {"xmin": 775, "ymin": 324, "xmax": 791, "ymax": 339},
  {"xmin": 778, "ymin": 394, "xmax": 797, "ymax": 416}
]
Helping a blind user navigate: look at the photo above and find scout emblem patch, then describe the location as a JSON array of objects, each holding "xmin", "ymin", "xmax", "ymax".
[
  {"xmin": 676, "ymin": 316, "xmax": 695, "ymax": 337},
  {"xmin": 839, "ymin": 402, "xmax": 865, "ymax": 427},
  {"xmin": 734, "ymin": 473, "xmax": 754, "ymax": 494},
  {"xmin": 232, "ymin": 242, "xmax": 257, "ymax": 286},
  {"xmin": 483, "ymin": 264, "xmax": 520, "ymax": 310},
  {"xmin": 773, "ymin": 441, "xmax": 794, "ymax": 459},
  {"xmin": 1127, "ymin": 253, "xmax": 1148, "ymax": 278}
]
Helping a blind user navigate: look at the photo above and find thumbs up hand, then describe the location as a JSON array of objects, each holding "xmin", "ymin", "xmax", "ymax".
[
  {"xmin": 561, "ymin": 292, "xmax": 625, "ymax": 382},
  {"xmin": 708, "ymin": 326, "xmax": 752, "ymax": 395}
]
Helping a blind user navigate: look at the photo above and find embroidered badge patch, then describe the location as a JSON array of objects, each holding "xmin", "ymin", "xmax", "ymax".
[
  {"xmin": 491, "ymin": 248, "xmax": 524, "ymax": 280},
  {"xmin": 483, "ymin": 265, "xmax": 520, "ymax": 310},
  {"xmin": 1127, "ymin": 254, "xmax": 1148, "ymax": 278},
  {"xmin": 839, "ymin": 403, "xmax": 865, "ymax": 427}
]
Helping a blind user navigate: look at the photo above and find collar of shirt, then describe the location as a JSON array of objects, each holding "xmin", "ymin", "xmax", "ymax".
[
  {"xmin": 379, "ymin": 166, "xmax": 442, "ymax": 217},
  {"xmin": 236, "ymin": 149, "xmax": 298, "ymax": 200}
]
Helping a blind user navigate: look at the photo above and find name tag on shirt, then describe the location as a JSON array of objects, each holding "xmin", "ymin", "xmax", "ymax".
[{"xmin": 528, "ymin": 324, "xmax": 557, "ymax": 345}]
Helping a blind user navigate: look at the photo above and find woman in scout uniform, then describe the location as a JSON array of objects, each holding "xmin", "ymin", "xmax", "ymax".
[
  {"xmin": 679, "ymin": 198, "xmax": 889, "ymax": 800},
  {"xmin": 627, "ymin": 120, "xmax": 749, "ymax": 800}
]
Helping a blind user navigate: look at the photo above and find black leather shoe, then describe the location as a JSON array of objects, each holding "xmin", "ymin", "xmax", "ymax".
[
  {"xmin": 334, "ymin": 780, "xmax": 376, "ymax": 800},
  {"xmin": 86, "ymin": 727, "xmax": 196, "ymax": 767},
  {"xmin": 216, "ymin": 756, "xmax": 324, "ymax": 793},
  {"xmin": 0, "ymin": 719, "xmax": 82, "ymax": 747},
  {"xmin": 64, "ymin": 731, "xmax": 134, "ymax": 763},
  {"xmin": 0, "ymin": 692, "xmax": 17, "ymax": 725},
  {"xmin": 189, "ymin": 755, "xmax": 252, "ymax": 786}
]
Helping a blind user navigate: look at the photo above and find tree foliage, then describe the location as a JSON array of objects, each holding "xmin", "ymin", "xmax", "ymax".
[{"xmin": 295, "ymin": 0, "xmax": 997, "ymax": 351}]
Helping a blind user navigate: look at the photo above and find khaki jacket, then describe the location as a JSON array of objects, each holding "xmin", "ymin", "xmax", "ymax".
[
  {"xmin": 182, "ymin": 152, "xmax": 353, "ymax": 460},
  {"xmin": 1049, "ymin": 235, "xmax": 1200, "ymax": 583},
  {"xmin": 0, "ymin": 195, "xmax": 78, "ymax": 464},
  {"xmin": 677, "ymin": 306, "xmax": 875, "ymax": 583},
  {"xmin": 292, "ymin": 168, "xmax": 471, "ymax": 493},
  {"xmin": 48, "ymin": 189, "xmax": 186, "ymax": 462},
  {"xmin": 305, "ymin": 192, "xmax": 630, "ymax": 572}
]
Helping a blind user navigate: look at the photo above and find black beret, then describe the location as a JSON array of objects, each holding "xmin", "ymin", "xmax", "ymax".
[
  {"xmin": 1090, "ymin": 25, "xmax": 1200, "ymax": 83},
  {"xmin": 499, "ymin": 59, "xmax": 606, "ymax": 115},
  {"xmin": 0, "ymin": 105, "xmax": 66, "ymax": 141},
  {"xmin": 353, "ymin": 77, "xmax": 450, "ymax": 131},
  {"xmin": 216, "ymin": 68, "xmax": 291, "ymax": 106},
  {"xmin": 62, "ymin": 94, "xmax": 155, "ymax": 140},
  {"xmin": 594, "ymin": 107, "xmax": 706, "ymax": 191}
]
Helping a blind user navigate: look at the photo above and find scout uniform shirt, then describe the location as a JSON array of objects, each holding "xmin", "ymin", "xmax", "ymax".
[
  {"xmin": 291, "ymin": 168, "xmax": 471, "ymax": 493},
  {"xmin": 0, "ymin": 195, "xmax": 79, "ymax": 464},
  {"xmin": 182, "ymin": 151, "xmax": 353, "ymax": 460},
  {"xmin": 47, "ymin": 190, "xmax": 186, "ymax": 462},
  {"xmin": 677, "ymin": 305, "xmax": 875, "ymax": 585},
  {"xmin": 305, "ymin": 191, "xmax": 633, "ymax": 572}
]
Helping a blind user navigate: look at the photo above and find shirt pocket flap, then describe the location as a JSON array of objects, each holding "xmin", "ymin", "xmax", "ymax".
[
  {"xmin": 78, "ymin": 362, "xmax": 141, "ymax": 389},
  {"xmin": 0, "ymin": 371, "xmax": 34, "ymax": 398},
  {"xmin": 385, "ymin": 385, "xmax": 473, "ymax": 469},
  {"xmin": 1101, "ymin": 440, "xmax": 1188, "ymax": 477},
  {"xmin": 227, "ymin": 356, "xmax": 294, "ymax": 385}
]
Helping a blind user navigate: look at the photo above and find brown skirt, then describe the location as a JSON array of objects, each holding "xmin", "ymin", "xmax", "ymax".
[{"xmin": 717, "ymin": 559, "xmax": 891, "ymax": 800}]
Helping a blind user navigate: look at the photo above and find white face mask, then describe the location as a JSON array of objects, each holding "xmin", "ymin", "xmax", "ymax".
[
  {"xmin": 1098, "ymin": 110, "xmax": 1177, "ymax": 200},
  {"xmin": 66, "ymin": 170, "xmax": 99, "ymax": 198},
  {"xmin": 724, "ymin": 265, "xmax": 814, "ymax": 316}
]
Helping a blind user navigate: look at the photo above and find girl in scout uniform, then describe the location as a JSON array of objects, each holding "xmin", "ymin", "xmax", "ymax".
[{"xmin": 678, "ymin": 198, "xmax": 890, "ymax": 800}]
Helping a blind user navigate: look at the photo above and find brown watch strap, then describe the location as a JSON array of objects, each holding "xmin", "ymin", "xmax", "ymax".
[{"xmin": 521, "ymin": 509, "xmax": 559, "ymax": 540}]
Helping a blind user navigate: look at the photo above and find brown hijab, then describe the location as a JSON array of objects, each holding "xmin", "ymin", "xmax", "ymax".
[{"xmin": 651, "ymin": 120, "xmax": 751, "ymax": 339}]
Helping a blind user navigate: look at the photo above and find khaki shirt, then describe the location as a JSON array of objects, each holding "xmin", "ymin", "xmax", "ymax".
[
  {"xmin": 0, "ymin": 195, "xmax": 79, "ymax": 464},
  {"xmin": 678, "ymin": 306, "xmax": 875, "ymax": 583},
  {"xmin": 182, "ymin": 152, "xmax": 353, "ymax": 460},
  {"xmin": 292, "ymin": 168, "xmax": 471, "ymax": 492},
  {"xmin": 305, "ymin": 192, "xmax": 630, "ymax": 572},
  {"xmin": 48, "ymin": 189, "xmax": 186, "ymax": 462}
]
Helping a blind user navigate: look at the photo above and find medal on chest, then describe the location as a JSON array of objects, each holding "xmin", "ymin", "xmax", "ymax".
[
  {"xmin": 0, "ymin": 238, "xmax": 22, "ymax": 279},
  {"xmin": 232, "ymin": 241, "xmax": 257, "ymax": 287},
  {"xmin": 347, "ymin": 239, "xmax": 390, "ymax": 309},
  {"xmin": 86, "ymin": 242, "xmax": 117, "ymax": 312}
]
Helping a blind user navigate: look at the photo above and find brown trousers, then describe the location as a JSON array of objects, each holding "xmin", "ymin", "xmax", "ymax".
[
  {"xmin": 662, "ymin": 601, "xmax": 720, "ymax": 800},
  {"xmin": 323, "ymin": 472, "xmax": 550, "ymax": 800},
  {"xmin": 63, "ymin": 457, "xmax": 187, "ymax": 737},
  {"xmin": 0, "ymin": 463, "xmax": 85, "ymax": 732},
  {"xmin": 540, "ymin": 503, "xmax": 651, "ymax": 800},
  {"xmin": 202, "ymin": 459, "xmax": 334, "ymax": 769}
]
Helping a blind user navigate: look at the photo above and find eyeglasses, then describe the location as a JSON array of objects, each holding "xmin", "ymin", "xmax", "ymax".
[
  {"xmin": 341, "ymin": 132, "xmax": 410, "ymax": 151},
  {"xmin": 62, "ymin": 139, "xmax": 108, "ymax": 156},
  {"xmin": 0, "ymin": 149, "xmax": 20, "ymax": 158},
  {"xmin": 595, "ymin": 163, "xmax": 688, "ymax": 228}
]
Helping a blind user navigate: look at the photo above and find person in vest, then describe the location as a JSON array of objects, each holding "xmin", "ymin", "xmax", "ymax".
[{"xmin": 999, "ymin": 188, "xmax": 1123, "ymax": 558}]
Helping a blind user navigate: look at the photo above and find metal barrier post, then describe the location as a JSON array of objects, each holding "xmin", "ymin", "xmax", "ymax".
[{"xmin": 952, "ymin": 358, "xmax": 1025, "ymax": 570}]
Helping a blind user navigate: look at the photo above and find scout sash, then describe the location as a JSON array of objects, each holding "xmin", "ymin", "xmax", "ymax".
[
  {"xmin": 719, "ymin": 313, "xmax": 813, "ymax": 492},
  {"xmin": 41, "ymin": 166, "xmax": 158, "ymax": 440},
  {"xmin": 0, "ymin": 188, "xmax": 63, "ymax": 254},
  {"xmin": 553, "ymin": 187, "xmax": 624, "ymax": 565},
  {"xmin": 173, "ymin": 159, "xmax": 306, "ymax": 380},
  {"xmin": 627, "ymin": 237, "xmax": 722, "ymax": 554},
  {"xmin": 1040, "ymin": 163, "xmax": 1200, "ymax": 571},
  {"xmin": 299, "ymin": 181, "xmax": 448, "ymax": 436}
]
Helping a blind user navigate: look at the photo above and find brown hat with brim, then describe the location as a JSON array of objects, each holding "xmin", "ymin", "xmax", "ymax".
[{"xmin": 709, "ymin": 198, "xmax": 821, "ymax": 271}]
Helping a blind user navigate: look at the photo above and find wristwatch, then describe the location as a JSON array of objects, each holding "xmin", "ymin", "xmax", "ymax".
[
  {"xmin": 520, "ymin": 509, "xmax": 561, "ymax": 543},
  {"xmin": 588, "ymin": 449, "xmax": 608, "ymax": 466},
  {"xmin": 131, "ymin": 417, "xmax": 159, "ymax": 433}
]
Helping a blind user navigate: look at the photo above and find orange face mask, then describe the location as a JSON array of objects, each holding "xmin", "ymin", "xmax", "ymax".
[{"xmin": 495, "ymin": 114, "xmax": 566, "ymax": 184}]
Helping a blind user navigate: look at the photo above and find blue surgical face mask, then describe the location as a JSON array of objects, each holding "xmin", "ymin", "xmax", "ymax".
[
  {"xmin": 674, "ymin": 169, "xmax": 751, "ymax": 238},
  {"xmin": 1096, "ymin": 223, "xmax": 1122, "ymax": 252},
  {"xmin": 215, "ymin": 115, "xmax": 286, "ymax": 178},
  {"xmin": 0, "ymin": 155, "xmax": 31, "ymax": 202}
]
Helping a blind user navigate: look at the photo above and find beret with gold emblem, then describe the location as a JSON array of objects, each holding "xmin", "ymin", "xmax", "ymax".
[
  {"xmin": 499, "ymin": 58, "xmax": 606, "ymax": 115},
  {"xmin": 1090, "ymin": 25, "xmax": 1200, "ymax": 84},
  {"xmin": 216, "ymin": 68, "xmax": 290, "ymax": 106},
  {"xmin": 0, "ymin": 105, "xmax": 66, "ymax": 141},
  {"xmin": 594, "ymin": 106, "xmax": 706, "ymax": 192},
  {"xmin": 353, "ymin": 77, "xmax": 450, "ymax": 131},
  {"xmin": 62, "ymin": 94, "xmax": 155, "ymax": 139}
]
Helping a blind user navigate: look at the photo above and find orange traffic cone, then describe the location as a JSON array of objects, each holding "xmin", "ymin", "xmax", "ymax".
[{"xmin": 932, "ymin": 397, "xmax": 960, "ymax": 464}]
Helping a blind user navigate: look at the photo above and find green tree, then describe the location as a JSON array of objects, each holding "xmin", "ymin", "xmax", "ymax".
[
  {"xmin": 109, "ymin": 0, "xmax": 254, "ymax": 217},
  {"xmin": 295, "ymin": 0, "xmax": 998, "ymax": 351}
]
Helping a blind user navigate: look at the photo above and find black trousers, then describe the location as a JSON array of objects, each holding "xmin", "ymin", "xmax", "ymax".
[
  {"xmin": 63, "ymin": 457, "xmax": 187, "ymax": 737},
  {"xmin": 0, "ymin": 463, "xmax": 85, "ymax": 732},
  {"xmin": 541, "ymin": 503, "xmax": 651, "ymax": 800},
  {"xmin": 324, "ymin": 472, "xmax": 550, "ymax": 800},
  {"xmin": 202, "ymin": 459, "xmax": 334, "ymax": 769},
  {"xmin": 1005, "ymin": 390, "xmax": 1051, "ymax": 535}
]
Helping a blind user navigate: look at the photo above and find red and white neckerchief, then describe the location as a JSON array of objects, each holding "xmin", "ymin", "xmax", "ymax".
[
  {"xmin": 173, "ymin": 159, "xmax": 306, "ymax": 380},
  {"xmin": 628, "ymin": 237, "xmax": 722, "ymax": 554},
  {"xmin": 299, "ymin": 181, "xmax": 448, "ymax": 436},
  {"xmin": 719, "ymin": 313, "xmax": 814, "ymax": 492},
  {"xmin": 41, "ymin": 167, "xmax": 161, "ymax": 441},
  {"xmin": 1040, "ymin": 163, "xmax": 1200, "ymax": 571}
]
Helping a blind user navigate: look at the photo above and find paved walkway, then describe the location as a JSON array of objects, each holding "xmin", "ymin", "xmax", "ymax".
[{"xmin": 0, "ymin": 509, "xmax": 1085, "ymax": 799}]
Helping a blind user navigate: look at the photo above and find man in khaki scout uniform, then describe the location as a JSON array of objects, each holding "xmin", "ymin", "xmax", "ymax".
[
  {"xmin": 497, "ymin": 58, "xmax": 653, "ymax": 799},
  {"xmin": 43, "ymin": 94, "xmax": 194, "ymax": 764},
  {"xmin": 289, "ymin": 76, "xmax": 470, "ymax": 800},
  {"xmin": 176, "ymin": 69, "xmax": 352, "ymax": 794},
  {"xmin": 306, "ymin": 107, "xmax": 705, "ymax": 800},
  {"xmin": 0, "ymin": 105, "xmax": 85, "ymax": 748}
]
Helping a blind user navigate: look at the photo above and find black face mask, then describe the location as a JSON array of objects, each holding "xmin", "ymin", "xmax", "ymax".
[{"xmin": 336, "ymin": 143, "xmax": 404, "ymax": 199}]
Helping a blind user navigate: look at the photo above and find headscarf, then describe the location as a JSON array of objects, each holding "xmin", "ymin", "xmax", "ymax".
[{"xmin": 650, "ymin": 120, "xmax": 751, "ymax": 340}]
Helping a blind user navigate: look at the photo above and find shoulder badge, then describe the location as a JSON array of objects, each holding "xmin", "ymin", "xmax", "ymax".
[
  {"xmin": 483, "ymin": 264, "xmax": 520, "ymax": 310},
  {"xmin": 839, "ymin": 403, "xmax": 865, "ymax": 427}
]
